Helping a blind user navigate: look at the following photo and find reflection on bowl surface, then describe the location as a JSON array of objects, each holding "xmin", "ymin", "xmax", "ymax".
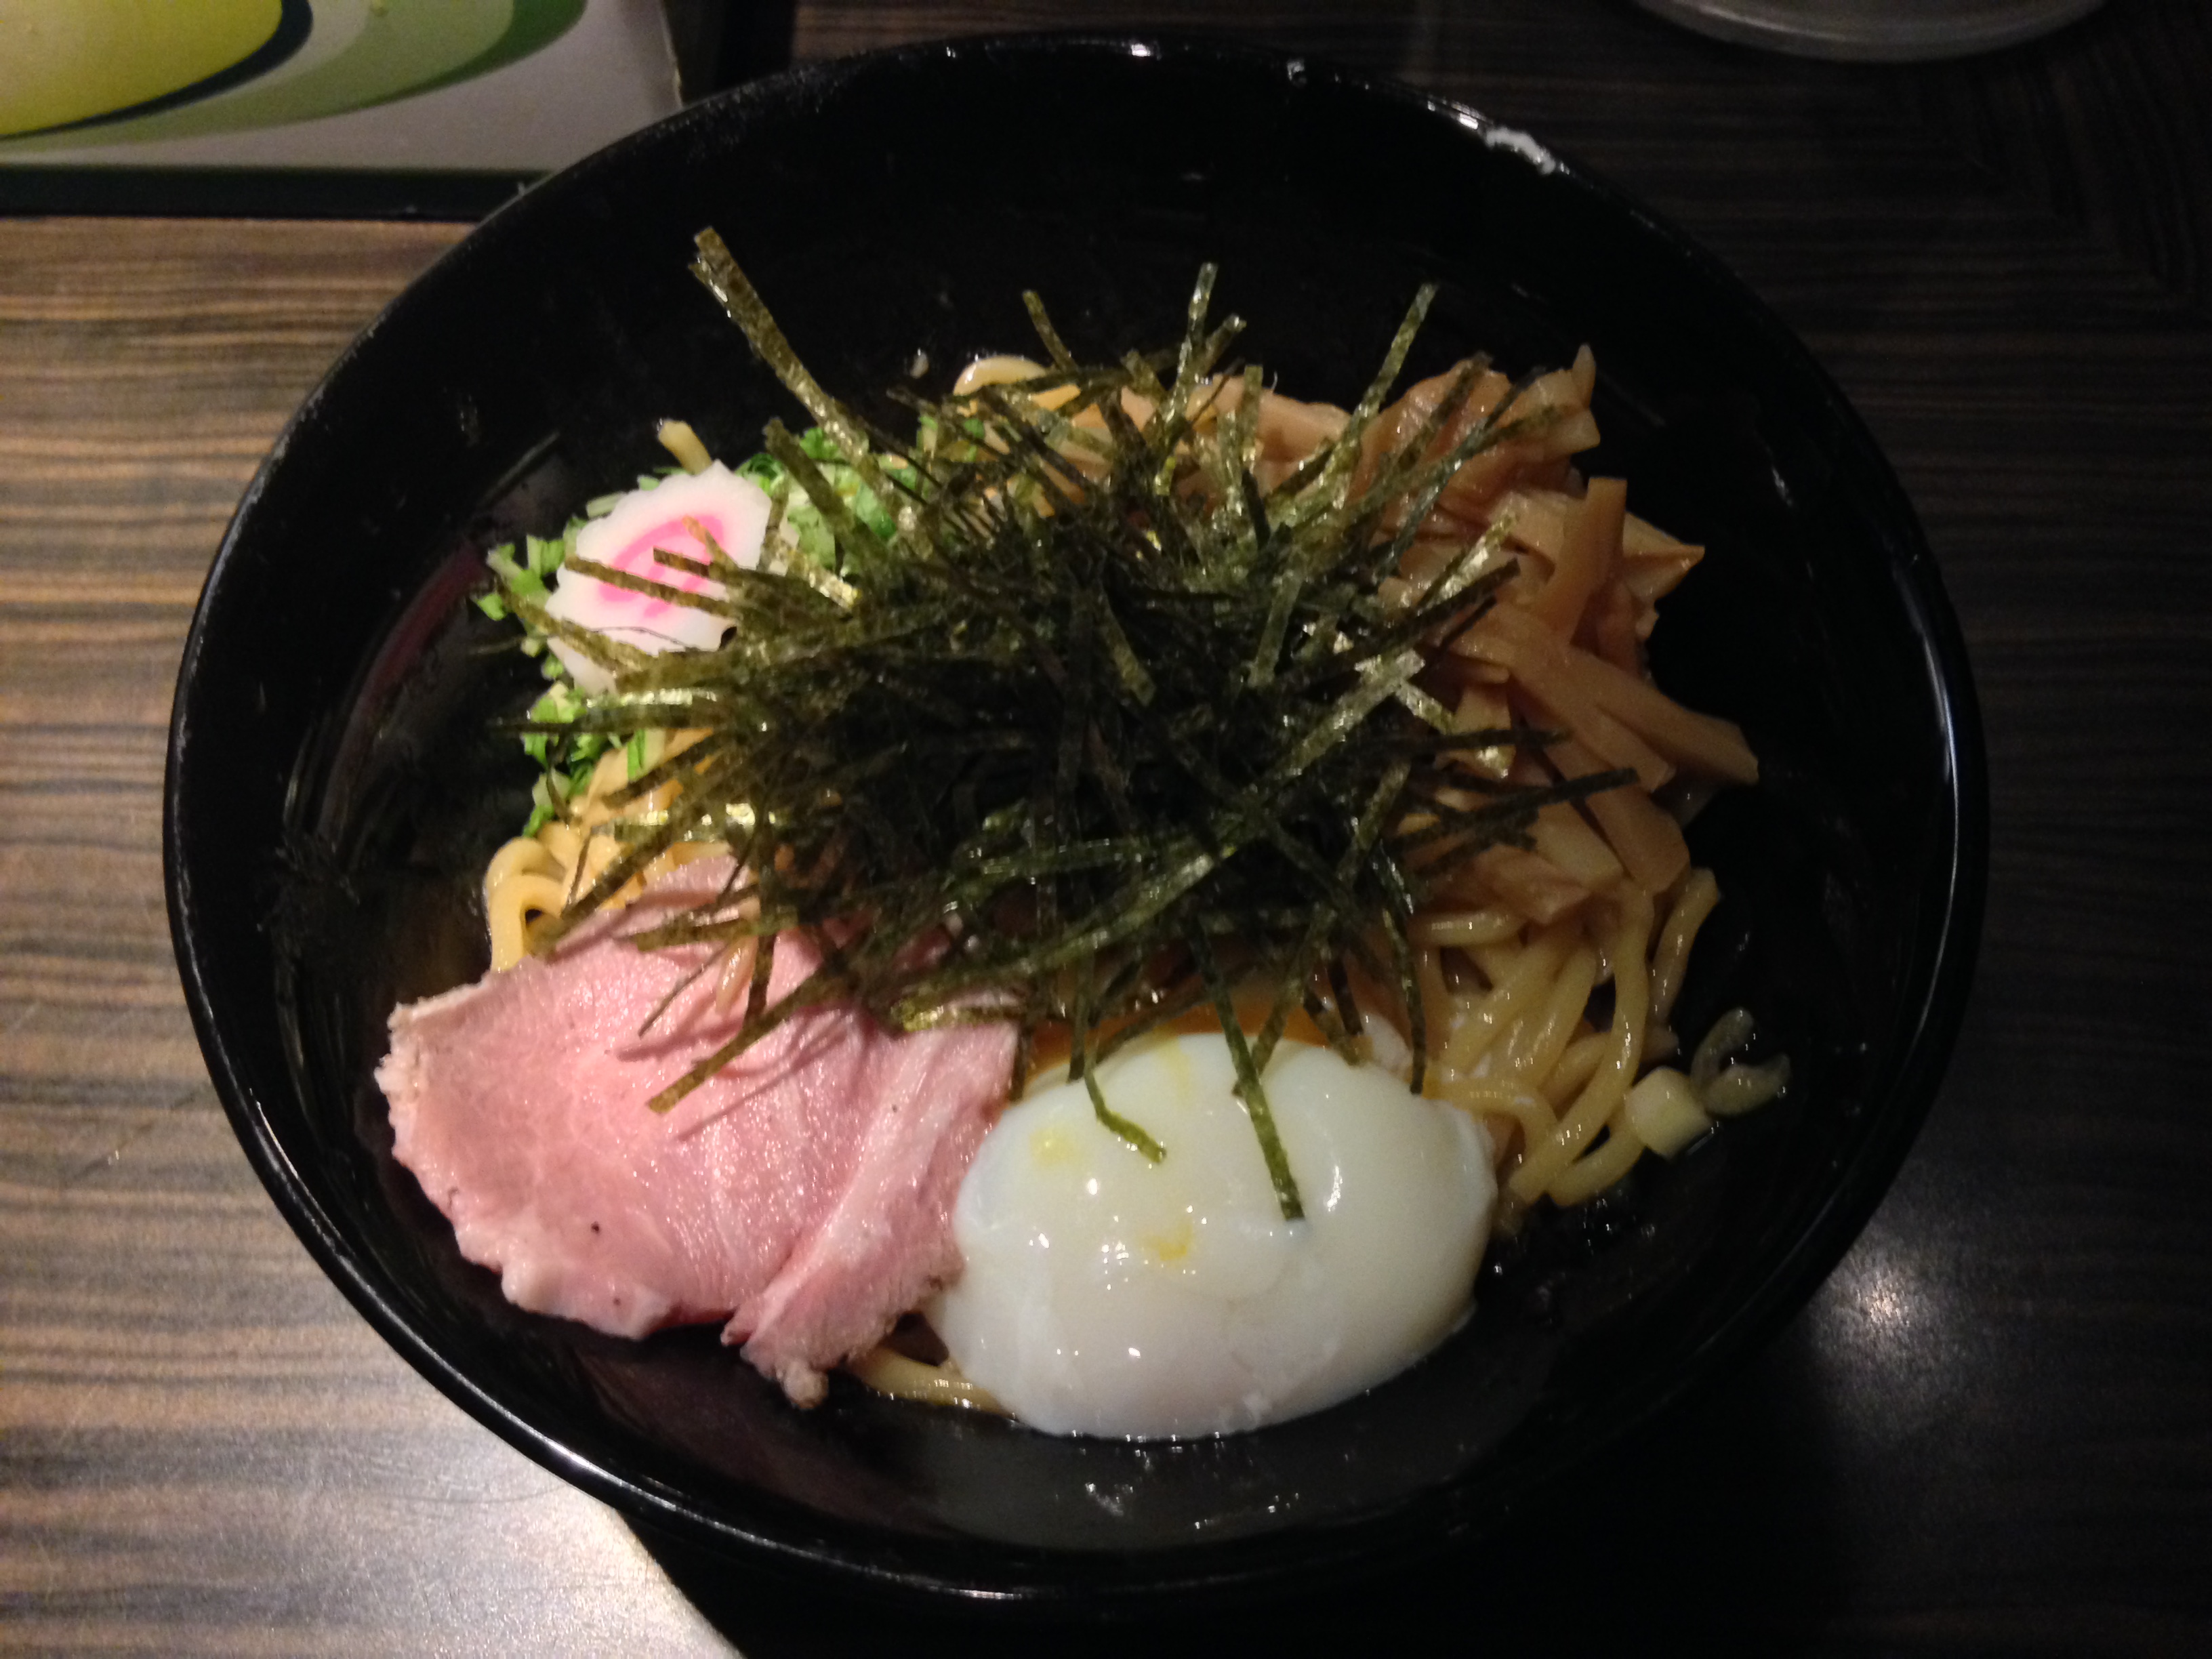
[{"xmin": 165, "ymin": 33, "xmax": 1984, "ymax": 1610}]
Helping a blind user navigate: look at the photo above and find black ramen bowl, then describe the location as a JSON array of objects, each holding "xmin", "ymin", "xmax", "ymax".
[{"xmin": 165, "ymin": 34, "xmax": 1984, "ymax": 1613}]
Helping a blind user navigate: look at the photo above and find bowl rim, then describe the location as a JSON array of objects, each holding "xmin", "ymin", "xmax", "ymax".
[{"xmin": 163, "ymin": 28, "xmax": 1989, "ymax": 1611}]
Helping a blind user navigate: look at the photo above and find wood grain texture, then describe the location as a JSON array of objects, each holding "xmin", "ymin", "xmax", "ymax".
[
  {"xmin": 1898, "ymin": 0, "xmax": 2212, "ymax": 316},
  {"xmin": 4, "ymin": 5, "xmax": 2210, "ymax": 1653},
  {"xmin": 0, "ymin": 218, "xmax": 731, "ymax": 1656}
]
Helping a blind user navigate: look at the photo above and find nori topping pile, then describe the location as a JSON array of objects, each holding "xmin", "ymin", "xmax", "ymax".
[{"xmin": 491, "ymin": 229, "xmax": 1622, "ymax": 1217}]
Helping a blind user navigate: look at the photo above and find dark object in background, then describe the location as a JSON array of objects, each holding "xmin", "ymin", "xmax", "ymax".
[
  {"xmin": 164, "ymin": 34, "xmax": 1982, "ymax": 1616},
  {"xmin": 667, "ymin": 0, "xmax": 800, "ymax": 100}
]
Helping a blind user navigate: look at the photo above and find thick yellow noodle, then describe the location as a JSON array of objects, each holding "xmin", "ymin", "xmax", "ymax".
[{"xmin": 483, "ymin": 731, "xmax": 716, "ymax": 970}]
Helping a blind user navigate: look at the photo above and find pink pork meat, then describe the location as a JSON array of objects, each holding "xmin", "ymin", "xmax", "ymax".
[{"xmin": 376, "ymin": 859, "xmax": 1015, "ymax": 1404}]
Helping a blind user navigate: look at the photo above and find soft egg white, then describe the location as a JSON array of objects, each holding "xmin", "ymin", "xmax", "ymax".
[{"xmin": 929, "ymin": 1030, "xmax": 1495, "ymax": 1439}]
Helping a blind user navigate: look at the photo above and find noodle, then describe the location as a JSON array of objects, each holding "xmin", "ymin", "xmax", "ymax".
[
  {"xmin": 844, "ymin": 1347, "xmax": 1006, "ymax": 1414},
  {"xmin": 1501, "ymin": 943, "xmax": 1600, "ymax": 1086},
  {"xmin": 483, "ymin": 729, "xmax": 716, "ymax": 970},
  {"xmin": 1505, "ymin": 888, "xmax": 1654, "ymax": 1209},
  {"xmin": 1650, "ymin": 867, "xmax": 1721, "ymax": 1029}
]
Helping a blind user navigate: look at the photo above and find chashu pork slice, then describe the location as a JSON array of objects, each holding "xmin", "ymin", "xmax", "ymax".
[{"xmin": 377, "ymin": 858, "xmax": 1015, "ymax": 1404}]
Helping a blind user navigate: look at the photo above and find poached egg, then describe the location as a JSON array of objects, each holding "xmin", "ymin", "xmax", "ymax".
[{"xmin": 930, "ymin": 1030, "xmax": 1494, "ymax": 1438}]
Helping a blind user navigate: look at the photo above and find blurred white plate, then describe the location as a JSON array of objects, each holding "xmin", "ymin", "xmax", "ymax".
[{"xmin": 1637, "ymin": 0, "xmax": 2105, "ymax": 60}]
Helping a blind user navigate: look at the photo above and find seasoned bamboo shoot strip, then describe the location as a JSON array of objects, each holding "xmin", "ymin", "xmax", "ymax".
[
  {"xmin": 1473, "ymin": 602, "xmax": 1759, "ymax": 785},
  {"xmin": 1584, "ymin": 579, "xmax": 1642, "ymax": 675},
  {"xmin": 1551, "ymin": 736, "xmax": 1690, "ymax": 894},
  {"xmin": 1519, "ymin": 678, "xmax": 1675, "ymax": 792},
  {"xmin": 1524, "ymin": 476, "xmax": 1625, "ymax": 637},
  {"xmin": 1409, "ymin": 907, "xmax": 1525, "ymax": 948},
  {"xmin": 1471, "ymin": 843, "xmax": 1591, "ymax": 924},
  {"xmin": 1529, "ymin": 798, "xmax": 1626, "ymax": 892},
  {"xmin": 1489, "ymin": 486, "xmax": 1703, "ymax": 565}
]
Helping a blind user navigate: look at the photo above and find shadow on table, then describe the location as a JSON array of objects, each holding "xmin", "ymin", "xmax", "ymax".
[{"xmin": 628, "ymin": 1315, "xmax": 1852, "ymax": 1656}]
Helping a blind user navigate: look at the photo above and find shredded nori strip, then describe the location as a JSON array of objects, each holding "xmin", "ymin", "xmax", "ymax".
[{"xmin": 492, "ymin": 228, "xmax": 1629, "ymax": 1218}]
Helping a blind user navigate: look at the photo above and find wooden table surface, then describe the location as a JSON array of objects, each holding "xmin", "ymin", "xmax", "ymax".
[{"xmin": 5, "ymin": 2, "xmax": 2207, "ymax": 1652}]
